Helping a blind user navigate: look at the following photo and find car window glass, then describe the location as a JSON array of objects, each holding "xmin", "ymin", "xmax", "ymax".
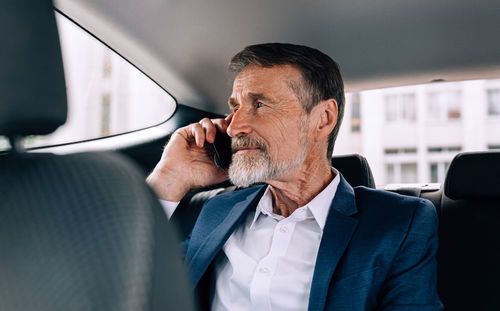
[
  {"xmin": 3, "ymin": 12, "xmax": 176, "ymax": 150},
  {"xmin": 336, "ymin": 78, "xmax": 500, "ymax": 186}
]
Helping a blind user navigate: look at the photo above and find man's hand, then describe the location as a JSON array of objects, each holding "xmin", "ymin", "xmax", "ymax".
[{"xmin": 146, "ymin": 115, "xmax": 233, "ymax": 201}]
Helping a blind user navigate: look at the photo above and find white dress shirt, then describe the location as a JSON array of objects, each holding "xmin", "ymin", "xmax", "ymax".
[{"xmin": 160, "ymin": 170, "xmax": 340, "ymax": 311}]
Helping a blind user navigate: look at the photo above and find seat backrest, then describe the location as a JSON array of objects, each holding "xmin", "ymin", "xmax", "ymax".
[
  {"xmin": 0, "ymin": 1, "xmax": 194, "ymax": 310},
  {"xmin": 437, "ymin": 151, "xmax": 500, "ymax": 310}
]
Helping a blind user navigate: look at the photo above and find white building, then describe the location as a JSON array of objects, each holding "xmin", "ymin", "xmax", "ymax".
[{"xmin": 336, "ymin": 79, "xmax": 500, "ymax": 186}]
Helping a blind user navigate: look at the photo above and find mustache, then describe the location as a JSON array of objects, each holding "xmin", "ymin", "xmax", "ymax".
[{"xmin": 231, "ymin": 136, "xmax": 268, "ymax": 152}]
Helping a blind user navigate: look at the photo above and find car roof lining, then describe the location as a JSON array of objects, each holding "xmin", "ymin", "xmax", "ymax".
[{"xmin": 54, "ymin": 0, "xmax": 500, "ymax": 114}]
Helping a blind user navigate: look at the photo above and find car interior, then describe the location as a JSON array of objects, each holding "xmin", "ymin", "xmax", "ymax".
[{"xmin": 1, "ymin": 0, "xmax": 500, "ymax": 310}]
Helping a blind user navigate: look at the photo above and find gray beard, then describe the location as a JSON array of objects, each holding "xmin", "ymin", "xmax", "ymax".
[{"xmin": 228, "ymin": 139, "xmax": 307, "ymax": 188}]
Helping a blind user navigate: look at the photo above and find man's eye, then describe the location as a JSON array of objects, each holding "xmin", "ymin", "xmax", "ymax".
[{"xmin": 256, "ymin": 102, "xmax": 264, "ymax": 108}]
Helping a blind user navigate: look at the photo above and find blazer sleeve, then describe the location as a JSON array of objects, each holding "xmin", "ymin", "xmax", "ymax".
[{"xmin": 377, "ymin": 199, "xmax": 443, "ymax": 311}]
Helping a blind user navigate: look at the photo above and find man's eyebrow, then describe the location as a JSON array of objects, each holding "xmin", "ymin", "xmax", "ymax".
[
  {"xmin": 228, "ymin": 93, "xmax": 273, "ymax": 109},
  {"xmin": 248, "ymin": 92, "xmax": 273, "ymax": 103}
]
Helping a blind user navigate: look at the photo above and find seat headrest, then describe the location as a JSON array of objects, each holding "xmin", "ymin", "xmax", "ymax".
[
  {"xmin": 444, "ymin": 151, "xmax": 500, "ymax": 200},
  {"xmin": 332, "ymin": 153, "xmax": 376, "ymax": 188},
  {"xmin": 0, "ymin": 0, "xmax": 67, "ymax": 137}
]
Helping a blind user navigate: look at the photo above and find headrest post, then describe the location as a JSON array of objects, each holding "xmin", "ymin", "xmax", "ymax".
[{"xmin": 8, "ymin": 135, "xmax": 25, "ymax": 153}]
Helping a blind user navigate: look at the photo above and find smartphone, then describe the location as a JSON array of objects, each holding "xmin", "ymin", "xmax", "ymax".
[{"xmin": 210, "ymin": 131, "xmax": 232, "ymax": 169}]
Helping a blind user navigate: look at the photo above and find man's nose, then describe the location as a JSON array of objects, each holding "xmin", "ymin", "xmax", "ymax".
[{"xmin": 227, "ymin": 109, "xmax": 252, "ymax": 138}]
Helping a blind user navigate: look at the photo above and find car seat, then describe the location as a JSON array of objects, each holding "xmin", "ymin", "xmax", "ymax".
[
  {"xmin": 0, "ymin": 1, "xmax": 194, "ymax": 310},
  {"xmin": 437, "ymin": 151, "xmax": 500, "ymax": 311}
]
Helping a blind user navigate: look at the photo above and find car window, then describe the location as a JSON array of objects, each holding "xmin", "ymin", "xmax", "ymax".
[
  {"xmin": 336, "ymin": 78, "xmax": 500, "ymax": 186},
  {"xmin": 0, "ymin": 12, "xmax": 176, "ymax": 151}
]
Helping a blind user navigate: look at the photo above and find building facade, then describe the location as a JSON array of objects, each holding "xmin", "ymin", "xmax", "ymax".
[{"xmin": 336, "ymin": 79, "xmax": 500, "ymax": 186}]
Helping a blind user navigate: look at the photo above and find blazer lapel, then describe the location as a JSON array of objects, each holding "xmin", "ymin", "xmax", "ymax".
[
  {"xmin": 308, "ymin": 175, "xmax": 359, "ymax": 311},
  {"xmin": 187, "ymin": 185, "xmax": 267, "ymax": 287}
]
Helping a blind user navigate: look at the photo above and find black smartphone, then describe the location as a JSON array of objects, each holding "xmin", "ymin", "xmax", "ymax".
[{"xmin": 210, "ymin": 131, "xmax": 232, "ymax": 169}]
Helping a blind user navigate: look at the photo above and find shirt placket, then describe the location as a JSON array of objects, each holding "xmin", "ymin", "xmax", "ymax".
[{"xmin": 249, "ymin": 215, "xmax": 300, "ymax": 310}]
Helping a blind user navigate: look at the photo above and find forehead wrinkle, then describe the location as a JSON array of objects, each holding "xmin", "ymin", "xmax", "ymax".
[{"xmin": 230, "ymin": 64, "xmax": 304, "ymax": 109}]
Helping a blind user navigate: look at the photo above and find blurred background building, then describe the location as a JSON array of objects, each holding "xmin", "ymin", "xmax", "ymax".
[{"xmin": 336, "ymin": 79, "xmax": 500, "ymax": 185}]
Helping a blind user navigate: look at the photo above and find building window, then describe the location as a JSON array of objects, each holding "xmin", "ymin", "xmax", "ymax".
[
  {"xmin": 428, "ymin": 146, "xmax": 462, "ymax": 153},
  {"xmin": 488, "ymin": 89, "xmax": 500, "ymax": 116},
  {"xmin": 430, "ymin": 163, "xmax": 438, "ymax": 183},
  {"xmin": 103, "ymin": 51, "xmax": 112, "ymax": 78},
  {"xmin": 427, "ymin": 91, "xmax": 462, "ymax": 122},
  {"xmin": 429, "ymin": 162, "xmax": 450, "ymax": 183},
  {"xmin": 351, "ymin": 93, "xmax": 361, "ymax": 132},
  {"xmin": 101, "ymin": 94, "xmax": 111, "ymax": 136},
  {"xmin": 384, "ymin": 147, "xmax": 417, "ymax": 154},
  {"xmin": 401, "ymin": 163, "xmax": 418, "ymax": 183},
  {"xmin": 385, "ymin": 162, "xmax": 418, "ymax": 184},
  {"xmin": 385, "ymin": 93, "xmax": 416, "ymax": 122},
  {"xmin": 386, "ymin": 164, "xmax": 395, "ymax": 184}
]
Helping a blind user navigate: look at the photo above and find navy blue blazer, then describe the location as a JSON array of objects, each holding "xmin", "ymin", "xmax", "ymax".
[{"xmin": 184, "ymin": 175, "xmax": 443, "ymax": 310}]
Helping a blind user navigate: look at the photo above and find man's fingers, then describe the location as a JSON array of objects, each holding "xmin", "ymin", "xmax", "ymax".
[
  {"xmin": 177, "ymin": 117, "xmax": 229, "ymax": 148},
  {"xmin": 199, "ymin": 118, "xmax": 217, "ymax": 143},
  {"xmin": 191, "ymin": 123, "xmax": 206, "ymax": 147},
  {"xmin": 200, "ymin": 117, "xmax": 230, "ymax": 143}
]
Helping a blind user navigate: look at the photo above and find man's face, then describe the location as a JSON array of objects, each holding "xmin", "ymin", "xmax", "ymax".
[{"xmin": 226, "ymin": 64, "xmax": 311, "ymax": 187}]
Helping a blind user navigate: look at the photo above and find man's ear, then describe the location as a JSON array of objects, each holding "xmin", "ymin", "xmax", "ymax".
[{"xmin": 313, "ymin": 98, "xmax": 338, "ymax": 141}]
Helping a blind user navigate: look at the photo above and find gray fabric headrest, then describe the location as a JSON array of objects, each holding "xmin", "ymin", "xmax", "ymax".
[
  {"xmin": 332, "ymin": 153, "xmax": 376, "ymax": 188},
  {"xmin": 0, "ymin": 0, "xmax": 67, "ymax": 137},
  {"xmin": 444, "ymin": 152, "xmax": 500, "ymax": 200}
]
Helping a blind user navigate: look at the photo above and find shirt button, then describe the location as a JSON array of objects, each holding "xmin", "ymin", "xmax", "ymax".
[
  {"xmin": 280, "ymin": 225, "xmax": 288, "ymax": 233},
  {"xmin": 259, "ymin": 267, "xmax": 270, "ymax": 274}
]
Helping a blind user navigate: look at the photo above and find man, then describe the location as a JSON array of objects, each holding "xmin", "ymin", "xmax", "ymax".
[{"xmin": 147, "ymin": 43, "xmax": 442, "ymax": 310}]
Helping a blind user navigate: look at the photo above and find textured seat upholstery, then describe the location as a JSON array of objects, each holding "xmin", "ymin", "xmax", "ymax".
[
  {"xmin": 437, "ymin": 151, "xmax": 500, "ymax": 311},
  {"xmin": 0, "ymin": 1, "xmax": 194, "ymax": 310}
]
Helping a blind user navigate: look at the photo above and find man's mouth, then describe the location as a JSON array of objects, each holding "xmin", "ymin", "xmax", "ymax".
[
  {"xmin": 232, "ymin": 136, "xmax": 267, "ymax": 155},
  {"xmin": 234, "ymin": 147, "xmax": 260, "ymax": 154}
]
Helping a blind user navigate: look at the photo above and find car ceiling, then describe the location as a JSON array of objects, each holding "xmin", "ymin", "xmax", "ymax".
[{"xmin": 54, "ymin": 0, "xmax": 500, "ymax": 114}]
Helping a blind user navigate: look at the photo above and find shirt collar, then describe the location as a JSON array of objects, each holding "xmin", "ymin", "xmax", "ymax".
[{"xmin": 250, "ymin": 168, "xmax": 341, "ymax": 231}]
